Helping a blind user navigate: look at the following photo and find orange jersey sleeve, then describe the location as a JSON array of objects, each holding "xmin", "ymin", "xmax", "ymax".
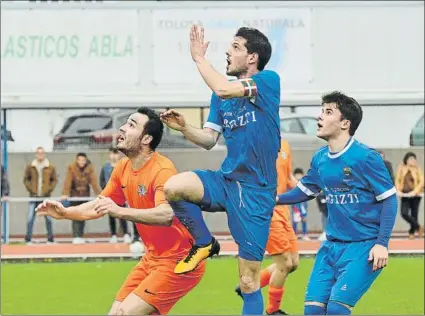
[
  {"xmin": 153, "ymin": 168, "xmax": 177, "ymax": 206},
  {"xmin": 276, "ymin": 140, "xmax": 293, "ymax": 194},
  {"xmin": 100, "ymin": 160, "xmax": 126, "ymax": 206}
]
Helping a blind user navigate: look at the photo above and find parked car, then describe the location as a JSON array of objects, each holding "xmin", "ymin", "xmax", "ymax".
[
  {"xmin": 409, "ymin": 114, "xmax": 424, "ymax": 146},
  {"xmin": 279, "ymin": 114, "xmax": 326, "ymax": 149},
  {"xmin": 53, "ymin": 110, "xmax": 198, "ymax": 151}
]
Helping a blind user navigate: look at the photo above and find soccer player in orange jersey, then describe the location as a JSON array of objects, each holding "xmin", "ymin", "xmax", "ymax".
[
  {"xmin": 235, "ymin": 139, "xmax": 299, "ymax": 315},
  {"xmin": 36, "ymin": 107, "xmax": 205, "ymax": 315}
]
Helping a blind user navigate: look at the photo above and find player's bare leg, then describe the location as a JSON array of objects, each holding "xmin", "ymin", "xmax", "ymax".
[
  {"xmin": 235, "ymin": 253, "xmax": 299, "ymax": 315},
  {"xmin": 266, "ymin": 253, "xmax": 299, "ymax": 314},
  {"xmin": 164, "ymin": 172, "xmax": 220, "ymax": 274},
  {"xmin": 113, "ymin": 293, "xmax": 157, "ymax": 315},
  {"xmin": 238, "ymin": 257, "xmax": 264, "ymax": 314}
]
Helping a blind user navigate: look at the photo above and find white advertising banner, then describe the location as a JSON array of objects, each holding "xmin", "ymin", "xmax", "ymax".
[
  {"xmin": 1, "ymin": 9, "xmax": 140, "ymax": 86},
  {"xmin": 152, "ymin": 8, "xmax": 312, "ymax": 88}
]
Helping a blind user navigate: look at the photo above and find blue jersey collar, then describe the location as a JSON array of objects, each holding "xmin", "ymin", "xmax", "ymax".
[{"xmin": 328, "ymin": 137, "xmax": 355, "ymax": 159}]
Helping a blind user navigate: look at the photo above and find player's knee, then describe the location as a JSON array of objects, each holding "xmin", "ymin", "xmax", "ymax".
[
  {"xmin": 326, "ymin": 301, "xmax": 352, "ymax": 315},
  {"xmin": 275, "ymin": 253, "xmax": 297, "ymax": 274},
  {"xmin": 164, "ymin": 173, "xmax": 202, "ymax": 202},
  {"xmin": 239, "ymin": 274, "xmax": 256, "ymax": 293},
  {"xmin": 290, "ymin": 253, "xmax": 299, "ymax": 272},
  {"xmin": 164, "ymin": 175, "xmax": 193, "ymax": 202},
  {"xmin": 164, "ymin": 176, "xmax": 182, "ymax": 201}
]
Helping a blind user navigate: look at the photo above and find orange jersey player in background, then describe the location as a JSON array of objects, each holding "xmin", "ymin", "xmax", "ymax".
[
  {"xmin": 235, "ymin": 139, "xmax": 299, "ymax": 315},
  {"xmin": 36, "ymin": 107, "xmax": 205, "ymax": 316}
]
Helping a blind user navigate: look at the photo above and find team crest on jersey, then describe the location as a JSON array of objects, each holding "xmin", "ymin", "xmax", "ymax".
[
  {"xmin": 343, "ymin": 167, "xmax": 352, "ymax": 176},
  {"xmin": 138, "ymin": 184, "xmax": 147, "ymax": 196}
]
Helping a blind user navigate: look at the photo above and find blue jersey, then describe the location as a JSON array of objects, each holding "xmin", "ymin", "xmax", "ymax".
[
  {"xmin": 204, "ymin": 70, "xmax": 281, "ymax": 189},
  {"xmin": 297, "ymin": 138, "xmax": 396, "ymax": 242}
]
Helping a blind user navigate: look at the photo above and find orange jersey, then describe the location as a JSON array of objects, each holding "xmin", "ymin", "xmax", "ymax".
[
  {"xmin": 273, "ymin": 140, "xmax": 294, "ymax": 222},
  {"xmin": 101, "ymin": 152, "xmax": 193, "ymax": 259}
]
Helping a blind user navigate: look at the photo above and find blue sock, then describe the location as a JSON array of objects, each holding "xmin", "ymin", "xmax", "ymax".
[
  {"xmin": 304, "ymin": 304, "xmax": 326, "ymax": 315},
  {"xmin": 169, "ymin": 201, "xmax": 213, "ymax": 246},
  {"xmin": 302, "ymin": 221, "xmax": 307, "ymax": 235},
  {"xmin": 326, "ymin": 301, "xmax": 351, "ymax": 315},
  {"xmin": 241, "ymin": 289, "xmax": 263, "ymax": 315}
]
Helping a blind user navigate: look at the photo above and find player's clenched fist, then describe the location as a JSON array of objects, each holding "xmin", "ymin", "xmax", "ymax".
[
  {"xmin": 36, "ymin": 199, "xmax": 67, "ymax": 220},
  {"xmin": 95, "ymin": 195, "xmax": 121, "ymax": 216},
  {"xmin": 368, "ymin": 244, "xmax": 389, "ymax": 271},
  {"xmin": 160, "ymin": 110, "xmax": 187, "ymax": 131}
]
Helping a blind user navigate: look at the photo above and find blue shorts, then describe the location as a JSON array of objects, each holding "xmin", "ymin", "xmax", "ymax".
[
  {"xmin": 193, "ymin": 170, "xmax": 275, "ymax": 261},
  {"xmin": 305, "ymin": 239, "xmax": 382, "ymax": 306}
]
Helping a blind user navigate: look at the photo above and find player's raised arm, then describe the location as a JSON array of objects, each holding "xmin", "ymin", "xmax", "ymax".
[
  {"xmin": 95, "ymin": 169, "xmax": 176, "ymax": 226},
  {"xmin": 189, "ymin": 25, "xmax": 280, "ymax": 105},
  {"xmin": 160, "ymin": 107, "xmax": 220, "ymax": 150}
]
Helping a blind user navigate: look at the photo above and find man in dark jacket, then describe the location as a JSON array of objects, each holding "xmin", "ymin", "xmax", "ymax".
[
  {"xmin": 1, "ymin": 165, "xmax": 10, "ymax": 201},
  {"xmin": 23, "ymin": 147, "xmax": 57, "ymax": 244},
  {"xmin": 378, "ymin": 150, "xmax": 395, "ymax": 183},
  {"xmin": 62, "ymin": 152, "xmax": 101, "ymax": 244}
]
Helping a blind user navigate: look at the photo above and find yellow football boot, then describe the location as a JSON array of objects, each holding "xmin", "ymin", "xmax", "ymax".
[{"xmin": 174, "ymin": 237, "xmax": 221, "ymax": 274}]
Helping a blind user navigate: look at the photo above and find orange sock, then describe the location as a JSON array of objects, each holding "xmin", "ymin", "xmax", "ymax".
[
  {"xmin": 260, "ymin": 269, "xmax": 271, "ymax": 288},
  {"xmin": 266, "ymin": 286, "xmax": 284, "ymax": 314}
]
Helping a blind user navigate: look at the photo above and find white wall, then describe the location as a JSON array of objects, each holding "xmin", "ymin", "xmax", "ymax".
[
  {"xmin": 1, "ymin": 1, "xmax": 423, "ymax": 150},
  {"xmin": 1, "ymin": 1, "xmax": 423, "ymax": 104}
]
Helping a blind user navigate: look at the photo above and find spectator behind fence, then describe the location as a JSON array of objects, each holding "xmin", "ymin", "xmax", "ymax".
[
  {"xmin": 291, "ymin": 168, "xmax": 310, "ymax": 241},
  {"xmin": 61, "ymin": 152, "xmax": 102, "ymax": 244},
  {"xmin": 23, "ymin": 147, "xmax": 57, "ymax": 244},
  {"xmin": 395, "ymin": 152, "xmax": 424, "ymax": 239},
  {"xmin": 100, "ymin": 148, "xmax": 131, "ymax": 244},
  {"xmin": 378, "ymin": 149, "xmax": 395, "ymax": 183},
  {"xmin": 1, "ymin": 165, "xmax": 10, "ymax": 202}
]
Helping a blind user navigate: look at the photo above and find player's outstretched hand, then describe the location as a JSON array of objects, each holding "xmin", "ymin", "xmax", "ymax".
[
  {"xmin": 160, "ymin": 110, "xmax": 187, "ymax": 131},
  {"xmin": 95, "ymin": 195, "xmax": 121, "ymax": 216},
  {"xmin": 368, "ymin": 244, "xmax": 389, "ymax": 271},
  {"xmin": 189, "ymin": 24, "xmax": 209, "ymax": 62},
  {"xmin": 35, "ymin": 199, "xmax": 67, "ymax": 220}
]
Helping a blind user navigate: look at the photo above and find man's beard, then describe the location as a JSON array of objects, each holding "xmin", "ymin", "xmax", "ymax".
[{"xmin": 226, "ymin": 66, "xmax": 247, "ymax": 78}]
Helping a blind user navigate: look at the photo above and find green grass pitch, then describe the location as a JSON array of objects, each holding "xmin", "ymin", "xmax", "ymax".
[{"xmin": 1, "ymin": 256, "xmax": 424, "ymax": 314}]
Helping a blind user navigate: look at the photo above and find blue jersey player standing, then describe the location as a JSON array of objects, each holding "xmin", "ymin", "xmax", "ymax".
[
  {"xmin": 161, "ymin": 25, "xmax": 280, "ymax": 315},
  {"xmin": 276, "ymin": 92, "xmax": 398, "ymax": 315}
]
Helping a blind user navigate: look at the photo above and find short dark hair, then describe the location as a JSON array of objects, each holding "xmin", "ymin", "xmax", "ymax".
[
  {"xmin": 403, "ymin": 152, "xmax": 416, "ymax": 165},
  {"xmin": 109, "ymin": 147, "xmax": 119, "ymax": 154},
  {"xmin": 235, "ymin": 27, "xmax": 272, "ymax": 71},
  {"xmin": 136, "ymin": 107, "xmax": 164, "ymax": 150},
  {"xmin": 76, "ymin": 152, "xmax": 87, "ymax": 158},
  {"xmin": 294, "ymin": 168, "xmax": 304, "ymax": 175},
  {"xmin": 322, "ymin": 91, "xmax": 363, "ymax": 136}
]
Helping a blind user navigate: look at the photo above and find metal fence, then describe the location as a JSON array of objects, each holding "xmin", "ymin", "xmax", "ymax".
[{"xmin": 1, "ymin": 103, "xmax": 424, "ymax": 243}]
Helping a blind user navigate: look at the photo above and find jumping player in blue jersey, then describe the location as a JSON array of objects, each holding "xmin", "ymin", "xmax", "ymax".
[
  {"xmin": 276, "ymin": 91, "xmax": 398, "ymax": 315},
  {"xmin": 161, "ymin": 24, "xmax": 280, "ymax": 315}
]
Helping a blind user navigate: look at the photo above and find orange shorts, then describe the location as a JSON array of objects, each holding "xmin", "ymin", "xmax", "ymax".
[
  {"xmin": 115, "ymin": 254, "xmax": 206, "ymax": 314},
  {"xmin": 266, "ymin": 219, "xmax": 298, "ymax": 255}
]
